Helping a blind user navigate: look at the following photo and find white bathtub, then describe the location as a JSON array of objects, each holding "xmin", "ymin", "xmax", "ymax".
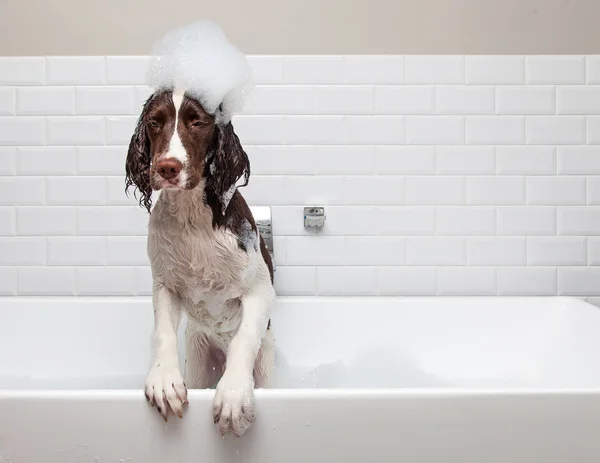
[{"xmin": 1, "ymin": 296, "xmax": 600, "ymax": 462}]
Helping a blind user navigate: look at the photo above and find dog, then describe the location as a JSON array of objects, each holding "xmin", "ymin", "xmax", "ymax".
[{"xmin": 125, "ymin": 88, "xmax": 275, "ymax": 437}]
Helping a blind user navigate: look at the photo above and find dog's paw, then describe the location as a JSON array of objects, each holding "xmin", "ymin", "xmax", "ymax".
[
  {"xmin": 212, "ymin": 373, "xmax": 255, "ymax": 437},
  {"xmin": 144, "ymin": 363, "xmax": 188, "ymax": 421}
]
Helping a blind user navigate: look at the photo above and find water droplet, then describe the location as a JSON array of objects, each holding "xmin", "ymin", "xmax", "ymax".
[
  {"xmin": 306, "ymin": 422, "xmax": 310, "ymax": 427},
  {"xmin": 236, "ymin": 450, "xmax": 240, "ymax": 456},
  {"xmin": 272, "ymin": 426, "xmax": 276, "ymax": 431}
]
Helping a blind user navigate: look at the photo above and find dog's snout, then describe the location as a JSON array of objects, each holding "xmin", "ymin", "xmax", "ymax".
[{"xmin": 156, "ymin": 158, "xmax": 183, "ymax": 180}]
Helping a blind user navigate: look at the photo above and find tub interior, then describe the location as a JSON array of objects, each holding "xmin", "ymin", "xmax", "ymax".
[{"xmin": 0, "ymin": 296, "xmax": 599, "ymax": 390}]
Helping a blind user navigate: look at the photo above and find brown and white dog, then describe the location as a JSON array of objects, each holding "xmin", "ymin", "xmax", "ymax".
[{"xmin": 125, "ymin": 88, "xmax": 275, "ymax": 437}]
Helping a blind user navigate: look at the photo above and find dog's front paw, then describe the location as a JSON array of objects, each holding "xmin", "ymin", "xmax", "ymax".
[
  {"xmin": 144, "ymin": 363, "xmax": 188, "ymax": 421},
  {"xmin": 212, "ymin": 373, "xmax": 255, "ymax": 437}
]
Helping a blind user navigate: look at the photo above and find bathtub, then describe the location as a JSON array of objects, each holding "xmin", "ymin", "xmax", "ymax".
[{"xmin": 1, "ymin": 296, "xmax": 600, "ymax": 462}]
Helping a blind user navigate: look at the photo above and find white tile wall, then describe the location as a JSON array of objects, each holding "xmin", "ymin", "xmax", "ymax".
[{"xmin": 1, "ymin": 55, "xmax": 600, "ymax": 299}]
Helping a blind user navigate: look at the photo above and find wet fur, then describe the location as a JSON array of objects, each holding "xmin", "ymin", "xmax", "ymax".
[{"xmin": 126, "ymin": 89, "xmax": 275, "ymax": 436}]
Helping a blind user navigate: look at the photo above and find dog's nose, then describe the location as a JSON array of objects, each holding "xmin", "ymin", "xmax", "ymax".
[{"xmin": 156, "ymin": 158, "xmax": 183, "ymax": 180}]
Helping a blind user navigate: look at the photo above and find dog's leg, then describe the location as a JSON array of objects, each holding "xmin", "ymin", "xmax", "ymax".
[
  {"xmin": 254, "ymin": 326, "xmax": 275, "ymax": 388},
  {"xmin": 144, "ymin": 284, "xmax": 188, "ymax": 421},
  {"xmin": 212, "ymin": 274, "xmax": 275, "ymax": 437},
  {"xmin": 184, "ymin": 325, "xmax": 224, "ymax": 389}
]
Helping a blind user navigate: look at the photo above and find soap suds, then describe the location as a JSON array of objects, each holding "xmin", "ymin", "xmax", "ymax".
[{"xmin": 146, "ymin": 20, "xmax": 252, "ymax": 124}]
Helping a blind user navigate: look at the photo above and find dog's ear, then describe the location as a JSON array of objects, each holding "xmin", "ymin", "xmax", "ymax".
[
  {"xmin": 205, "ymin": 121, "xmax": 250, "ymax": 216},
  {"xmin": 125, "ymin": 94, "xmax": 156, "ymax": 213}
]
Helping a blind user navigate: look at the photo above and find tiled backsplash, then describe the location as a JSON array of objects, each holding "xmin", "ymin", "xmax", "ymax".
[{"xmin": 1, "ymin": 55, "xmax": 600, "ymax": 301}]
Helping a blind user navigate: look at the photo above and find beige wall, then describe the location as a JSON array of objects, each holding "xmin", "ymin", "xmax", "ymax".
[{"xmin": 1, "ymin": 0, "xmax": 600, "ymax": 56}]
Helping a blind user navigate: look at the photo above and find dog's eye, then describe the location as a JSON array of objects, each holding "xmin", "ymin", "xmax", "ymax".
[
  {"xmin": 147, "ymin": 119, "xmax": 160, "ymax": 129},
  {"xmin": 191, "ymin": 120, "xmax": 205, "ymax": 128}
]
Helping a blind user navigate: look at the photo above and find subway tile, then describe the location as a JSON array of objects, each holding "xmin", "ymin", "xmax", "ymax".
[
  {"xmin": 0, "ymin": 147, "xmax": 16, "ymax": 175},
  {"xmin": 558, "ymin": 267, "xmax": 600, "ymax": 296},
  {"xmin": 47, "ymin": 177, "xmax": 106, "ymax": 205},
  {"xmin": 317, "ymin": 266, "xmax": 376, "ymax": 296},
  {"xmin": 558, "ymin": 206, "xmax": 600, "ymax": 235},
  {"xmin": 0, "ymin": 267, "xmax": 17, "ymax": 295},
  {"xmin": 0, "ymin": 57, "xmax": 45, "ymax": 85},
  {"xmin": 46, "ymin": 116, "xmax": 105, "ymax": 145},
  {"xmin": 346, "ymin": 116, "xmax": 404, "ymax": 144},
  {"xmin": 436, "ymin": 146, "xmax": 495, "ymax": 174},
  {"xmin": 377, "ymin": 267, "xmax": 437, "ymax": 296},
  {"xmin": 255, "ymin": 86, "xmax": 314, "ymax": 114},
  {"xmin": 105, "ymin": 116, "xmax": 137, "ymax": 145},
  {"xmin": 374, "ymin": 86, "xmax": 434, "ymax": 115},
  {"xmin": 247, "ymin": 146, "xmax": 317, "ymax": 175},
  {"xmin": 406, "ymin": 177, "xmax": 464, "ymax": 205},
  {"xmin": 0, "ymin": 207, "xmax": 16, "ymax": 235},
  {"xmin": 46, "ymin": 56, "xmax": 105, "ymax": 85},
  {"xmin": 587, "ymin": 177, "xmax": 600, "ymax": 204},
  {"xmin": 17, "ymin": 147, "xmax": 77, "ymax": 175},
  {"xmin": 406, "ymin": 116, "xmax": 465, "ymax": 145},
  {"xmin": 273, "ymin": 266, "xmax": 316, "ymax": 296},
  {"xmin": 497, "ymin": 146, "xmax": 555, "ymax": 175},
  {"xmin": 320, "ymin": 206, "xmax": 378, "ymax": 236},
  {"xmin": 526, "ymin": 116, "xmax": 585, "ymax": 145},
  {"xmin": 105, "ymin": 56, "xmax": 150, "ymax": 85},
  {"xmin": 18, "ymin": 267, "xmax": 76, "ymax": 295},
  {"xmin": 587, "ymin": 117, "xmax": 600, "ymax": 144},
  {"xmin": 498, "ymin": 206, "xmax": 556, "ymax": 236},
  {"xmin": 233, "ymin": 116, "xmax": 284, "ymax": 145},
  {"xmin": 345, "ymin": 237, "xmax": 406, "ymax": 265},
  {"xmin": 316, "ymin": 86, "xmax": 373, "ymax": 114},
  {"xmin": 436, "ymin": 86, "xmax": 494, "ymax": 115},
  {"xmin": 76, "ymin": 87, "xmax": 135, "ymax": 115},
  {"xmin": 528, "ymin": 237, "xmax": 586, "ymax": 266},
  {"xmin": 557, "ymin": 146, "xmax": 600, "ymax": 174},
  {"xmin": 496, "ymin": 86, "xmax": 555, "ymax": 115},
  {"xmin": 467, "ymin": 237, "xmax": 526, "ymax": 266},
  {"xmin": 286, "ymin": 236, "xmax": 345, "ymax": 265},
  {"xmin": 17, "ymin": 207, "xmax": 76, "ymax": 236},
  {"xmin": 436, "ymin": 207, "xmax": 496, "ymax": 236},
  {"xmin": 77, "ymin": 146, "xmax": 126, "ymax": 175},
  {"xmin": 375, "ymin": 146, "xmax": 436, "ymax": 174},
  {"xmin": 16, "ymin": 87, "xmax": 75, "ymax": 115},
  {"xmin": 106, "ymin": 236, "xmax": 148, "ymax": 265},
  {"xmin": 345, "ymin": 56, "xmax": 404, "ymax": 84},
  {"xmin": 283, "ymin": 56, "xmax": 344, "ymax": 84},
  {"xmin": 557, "ymin": 86, "xmax": 600, "ymax": 115},
  {"xmin": 343, "ymin": 176, "xmax": 404, "ymax": 205},
  {"xmin": 437, "ymin": 267, "xmax": 497, "ymax": 295},
  {"xmin": 526, "ymin": 176, "xmax": 586, "ymax": 205},
  {"xmin": 77, "ymin": 206, "xmax": 148, "ymax": 236},
  {"xmin": 466, "ymin": 116, "xmax": 525, "ymax": 145},
  {"xmin": 588, "ymin": 237, "xmax": 600, "ymax": 265},
  {"xmin": 313, "ymin": 146, "xmax": 376, "ymax": 175},
  {"xmin": 243, "ymin": 176, "xmax": 287, "ymax": 205},
  {"xmin": 0, "ymin": 237, "xmax": 45, "ymax": 265},
  {"xmin": 283, "ymin": 116, "xmax": 345, "ymax": 144},
  {"xmin": 106, "ymin": 176, "xmax": 138, "ymax": 206},
  {"xmin": 280, "ymin": 175, "xmax": 344, "ymax": 206},
  {"xmin": 47, "ymin": 237, "xmax": 106, "ymax": 266},
  {"xmin": 498, "ymin": 267, "xmax": 557, "ymax": 296},
  {"xmin": 0, "ymin": 177, "xmax": 45, "ymax": 205},
  {"xmin": 77, "ymin": 267, "xmax": 135, "ymax": 295},
  {"xmin": 526, "ymin": 56, "xmax": 585, "ymax": 84},
  {"xmin": 0, "ymin": 117, "xmax": 45, "ymax": 145},
  {"xmin": 406, "ymin": 237, "xmax": 465, "ymax": 266},
  {"xmin": 466, "ymin": 177, "xmax": 525, "ymax": 205},
  {"xmin": 134, "ymin": 266, "xmax": 152, "ymax": 296},
  {"xmin": 405, "ymin": 56, "xmax": 464, "ymax": 84},
  {"xmin": 465, "ymin": 56, "xmax": 524, "ymax": 84},
  {"xmin": 0, "ymin": 88, "xmax": 15, "ymax": 115},
  {"xmin": 271, "ymin": 206, "xmax": 311, "ymax": 236},
  {"xmin": 134, "ymin": 86, "xmax": 154, "ymax": 111},
  {"xmin": 588, "ymin": 56, "xmax": 600, "ymax": 84},
  {"xmin": 377, "ymin": 206, "xmax": 436, "ymax": 235},
  {"xmin": 248, "ymin": 56, "xmax": 283, "ymax": 84}
]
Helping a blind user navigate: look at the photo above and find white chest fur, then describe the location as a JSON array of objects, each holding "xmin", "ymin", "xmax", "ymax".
[{"xmin": 147, "ymin": 189, "xmax": 258, "ymax": 322}]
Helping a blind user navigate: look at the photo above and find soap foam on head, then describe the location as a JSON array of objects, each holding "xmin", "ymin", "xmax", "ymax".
[{"xmin": 146, "ymin": 20, "xmax": 252, "ymax": 125}]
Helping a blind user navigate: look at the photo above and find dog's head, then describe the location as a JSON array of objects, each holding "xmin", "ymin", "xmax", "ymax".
[{"xmin": 125, "ymin": 89, "xmax": 249, "ymax": 214}]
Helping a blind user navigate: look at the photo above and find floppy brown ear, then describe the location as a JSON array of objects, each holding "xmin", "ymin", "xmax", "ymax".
[
  {"xmin": 205, "ymin": 121, "xmax": 250, "ymax": 216},
  {"xmin": 125, "ymin": 94, "xmax": 156, "ymax": 213}
]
